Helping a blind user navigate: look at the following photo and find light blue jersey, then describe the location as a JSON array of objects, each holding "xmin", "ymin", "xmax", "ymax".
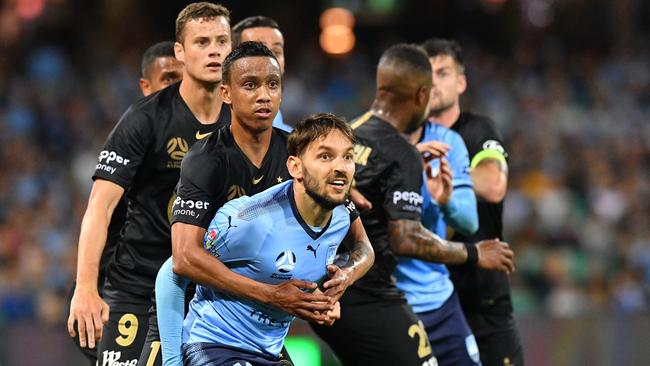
[
  {"xmin": 272, "ymin": 110, "xmax": 293, "ymax": 132},
  {"xmin": 182, "ymin": 180, "xmax": 349, "ymax": 358},
  {"xmin": 395, "ymin": 122, "xmax": 477, "ymax": 313}
]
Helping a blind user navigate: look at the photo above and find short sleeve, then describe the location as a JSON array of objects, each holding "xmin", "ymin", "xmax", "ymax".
[
  {"xmin": 380, "ymin": 144, "xmax": 424, "ymax": 221},
  {"xmin": 447, "ymin": 130, "xmax": 473, "ymax": 189},
  {"xmin": 171, "ymin": 144, "xmax": 223, "ymax": 228},
  {"xmin": 466, "ymin": 117, "xmax": 508, "ymax": 168},
  {"xmin": 92, "ymin": 106, "xmax": 153, "ymax": 188}
]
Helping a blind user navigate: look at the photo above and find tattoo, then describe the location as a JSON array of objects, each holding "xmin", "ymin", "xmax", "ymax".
[
  {"xmin": 387, "ymin": 219, "xmax": 467, "ymax": 264},
  {"xmin": 340, "ymin": 221, "xmax": 374, "ymax": 279}
]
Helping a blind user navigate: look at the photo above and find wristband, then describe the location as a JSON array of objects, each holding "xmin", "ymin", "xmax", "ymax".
[{"xmin": 464, "ymin": 243, "xmax": 478, "ymax": 265}]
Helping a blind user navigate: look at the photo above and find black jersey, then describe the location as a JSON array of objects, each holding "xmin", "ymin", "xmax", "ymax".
[
  {"xmin": 171, "ymin": 126, "xmax": 292, "ymax": 228},
  {"xmin": 345, "ymin": 112, "xmax": 425, "ymax": 302},
  {"xmin": 448, "ymin": 111, "xmax": 512, "ymax": 313},
  {"xmin": 93, "ymin": 83, "xmax": 230, "ymax": 297}
]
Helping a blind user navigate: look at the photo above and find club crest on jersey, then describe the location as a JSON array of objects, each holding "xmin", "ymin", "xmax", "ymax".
[
  {"xmin": 166, "ymin": 137, "xmax": 189, "ymax": 168},
  {"xmin": 271, "ymin": 251, "xmax": 296, "ymax": 280}
]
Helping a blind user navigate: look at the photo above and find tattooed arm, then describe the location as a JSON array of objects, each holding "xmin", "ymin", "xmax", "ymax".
[
  {"xmin": 323, "ymin": 218, "xmax": 375, "ymax": 302},
  {"xmin": 388, "ymin": 219, "xmax": 514, "ymax": 272}
]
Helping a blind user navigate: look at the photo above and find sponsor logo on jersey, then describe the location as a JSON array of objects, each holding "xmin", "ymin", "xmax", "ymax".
[
  {"xmin": 101, "ymin": 350, "xmax": 137, "ymax": 366},
  {"xmin": 392, "ymin": 191, "xmax": 424, "ymax": 206},
  {"xmin": 96, "ymin": 150, "xmax": 130, "ymax": 174},
  {"xmin": 166, "ymin": 137, "xmax": 189, "ymax": 168},
  {"xmin": 306, "ymin": 243, "xmax": 320, "ymax": 258},
  {"xmin": 249, "ymin": 309, "xmax": 289, "ymax": 328},
  {"xmin": 252, "ymin": 175, "xmax": 264, "ymax": 185},
  {"xmin": 195, "ymin": 130, "xmax": 213, "ymax": 140},
  {"xmin": 172, "ymin": 196, "xmax": 210, "ymax": 219},
  {"xmin": 227, "ymin": 185, "xmax": 247, "ymax": 200}
]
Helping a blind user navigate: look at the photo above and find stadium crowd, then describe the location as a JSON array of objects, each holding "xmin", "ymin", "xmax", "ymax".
[{"xmin": 0, "ymin": 1, "xmax": 649, "ymax": 328}]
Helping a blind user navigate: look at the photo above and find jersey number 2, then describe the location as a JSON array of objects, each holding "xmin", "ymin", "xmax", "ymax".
[{"xmin": 408, "ymin": 320, "xmax": 433, "ymax": 358}]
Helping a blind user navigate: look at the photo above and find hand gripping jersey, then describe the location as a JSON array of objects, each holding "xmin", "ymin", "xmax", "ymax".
[
  {"xmin": 93, "ymin": 83, "xmax": 230, "ymax": 297},
  {"xmin": 183, "ymin": 180, "xmax": 351, "ymax": 356},
  {"xmin": 395, "ymin": 122, "xmax": 476, "ymax": 313}
]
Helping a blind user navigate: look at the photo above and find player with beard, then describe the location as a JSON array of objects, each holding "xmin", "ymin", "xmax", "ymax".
[
  {"xmin": 155, "ymin": 41, "xmax": 373, "ymax": 366},
  {"xmin": 66, "ymin": 40, "xmax": 183, "ymax": 366},
  {"xmin": 157, "ymin": 113, "xmax": 371, "ymax": 366},
  {"xmin": 232, "ymin": 15, "xmax": 292, "ymax": 132},
  {"xmin": 424, "ymin": 38, "xmax": 524, "ymax": 366},
  {"xmin": 67, "ymin": 4, "xmax": 232, "ymax": 366},
  {"xmin": 311, "ymin": 43, "xmax": 513, "ymax": 366}
]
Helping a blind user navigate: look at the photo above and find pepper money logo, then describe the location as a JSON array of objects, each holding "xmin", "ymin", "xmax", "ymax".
[{"xmin": 166, "ymin": 137, "xmax": 189, "ymax": 168}]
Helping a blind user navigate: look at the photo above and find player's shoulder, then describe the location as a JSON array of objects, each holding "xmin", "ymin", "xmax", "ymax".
[
  {"xmin": 128, "ymin": 82, "xmax": 179, "ymax": 116},
  {"xmin": 458, "ymin": 112, "xmax": 499, "ymax": 136},
  {"xmin": 216, "ymin": 181, "xmax": 291, "ymax": 231},
  {"xmin": 181, "ymin": 126, "xmax": 230, "ymax": 172},
  {"xmin": 353, "ymin": 115, "xmax": 417, "ymax": 159}
]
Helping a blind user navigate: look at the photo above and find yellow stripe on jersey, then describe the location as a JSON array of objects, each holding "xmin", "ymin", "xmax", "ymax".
[
  {"xmin": 350, "ymin": 111, "xmax": 374, "ymax": 130},
  {"xmin": 470, "ymin": 149, "xmax": 507, "ymax": 169}
]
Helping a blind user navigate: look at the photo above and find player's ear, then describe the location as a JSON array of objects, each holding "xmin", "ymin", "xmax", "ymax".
[
  {"xmin": 457, "ymin": 73, "xmax": 467, "ymax": 95},
  {"xmin": 220, "ymin": 84, "xmax": 231, "ymax": 104},
  {"xmin": 139, "ymin": 78, "xmax": 151, "ymax": 97},
  {"xmin": 174, "ymin": 42, "xmax": 184, "ymax": 62},
  {"xmin": 287, "ymin": 156, "xmax": 303, "ymax": 179},
  {"xmin": 416, "ymin": 85, "xmax": 430, "ymax": 108}
]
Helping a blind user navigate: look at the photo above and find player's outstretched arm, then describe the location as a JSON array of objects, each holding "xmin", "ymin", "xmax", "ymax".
[
  {"xmin": 323, "ymin": 218, "xmax": 374, "ymax": 302},
  {"xmin": 387, "ymin": 219, "xmax": 514, "ymax": 272},
  {"xmin": 171, "ymin": 222, "xmax": 335, "ymax": 322},
  {"xmin": 68, "ymin": 179, "xmax": 124, "ymax": 349}
]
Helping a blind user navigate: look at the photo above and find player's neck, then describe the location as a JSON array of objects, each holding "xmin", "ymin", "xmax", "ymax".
[
  {"xmin": 179, "ymin": 77, "xmax": 223, "ymax": 124},
  {"xmin": 429, "ymin": 103, "xmax": 461, "ymax": 129},
  {"xmin": 292, "ymin": 183, "xmax": 332, "ymax": 228},
  {"xmin": 230, "ymin": 121, "xmax": 272, "ymax": 168},
  {"xmin": 370, "ymin": 101, "xmax": 411, "ymax": 133}
]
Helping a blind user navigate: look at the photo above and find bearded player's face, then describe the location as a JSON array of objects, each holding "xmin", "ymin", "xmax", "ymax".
[
  {"xmin": 428, "ymin": 55, "xmax": 466, "ymax": 116},
  {"xmin": 176, "ymin": 16, "xmax": 231, "ymax": 85}
]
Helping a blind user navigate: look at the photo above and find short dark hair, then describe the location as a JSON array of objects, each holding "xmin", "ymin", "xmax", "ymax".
[
  {"xmin": 287, "ymin": 113, "xmax": 355, "ymax": 157},
  {"xmin": 379, "ymin": 43, "xmax": 431, "ymax": 76},
  {"xmin": 421, "ymin": 38, "xmax": 464, "ymax": 70},
  {"xmin": 222, "ymin": 41, "xmax": 278, "ymax": 84},
  {"xmin": 141, "ymin": 41, "xmax": 176, "ymax": 78},
  {"xmin": 232, "ymin": 16, "xmax": 281, "ymax": 46},
  {"xmin": 175, "ymin": 2, "xmax": 230, "ymax": 42}
]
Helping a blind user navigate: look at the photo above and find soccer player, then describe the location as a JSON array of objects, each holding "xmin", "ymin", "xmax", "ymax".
[
  {"xmin": 424, "ymin": 38, "xmax": 525, "ymax": 366},
  {"xmin": 395, "ymin": 121, "xmax": 483, "ymax": 365},
  {"xmin": 232, "ymin": 15, "xmax": 293, "ymax": 132},
  {"xmin": 158, "ymin": 113, "xmax": 371, "ymax": 365},
  {"xmin": 161, "ymin": 41, "xmax": 373, "ymax": 365},
  {"xmin": 139, "ymin": 41, "xmax": 184, "ymax": 97},
  {"xmin": 311, "ymin": 43, "xmax": 513, "ymax": 366},
  {"xmin": 67, "ymin": 3, "xmax": 232, "ymax": 366},
  {"xmin": 66, "ymin": 40, "xmax": 183, "ymax": 365}
]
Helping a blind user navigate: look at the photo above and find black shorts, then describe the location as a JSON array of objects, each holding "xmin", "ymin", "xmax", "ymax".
[
  {"xmin": 311, "ymin": 289, "xmax": 437, "ymax": 366},
  {"xmin": 465, "ymin": 310, "xmax": 524, "ymax": 366},
  {"xmin": 98, "ymin": 277, "xmax": 152, "ymax": 366}
]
